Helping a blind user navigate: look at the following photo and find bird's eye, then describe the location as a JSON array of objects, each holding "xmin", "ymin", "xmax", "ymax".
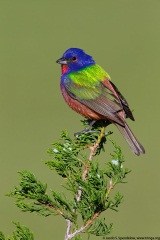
[{"xmin": 72, "ymin": 56, "xmax": 77, "ymax": 62}]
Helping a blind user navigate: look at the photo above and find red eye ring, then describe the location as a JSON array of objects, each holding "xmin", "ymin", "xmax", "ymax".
[{"xmin": 72, "ymin": 56, "xmax": 77, "ymax": 62}]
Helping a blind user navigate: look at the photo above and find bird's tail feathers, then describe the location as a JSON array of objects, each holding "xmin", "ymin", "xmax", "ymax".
[{"xmin": 115, "ymin": 123, "xmax": 145, "ymax": 155}]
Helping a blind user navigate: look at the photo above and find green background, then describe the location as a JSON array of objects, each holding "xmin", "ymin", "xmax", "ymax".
[{"xmin": 0, "ymin": 0, "xmax": 159, "ymax": 239}]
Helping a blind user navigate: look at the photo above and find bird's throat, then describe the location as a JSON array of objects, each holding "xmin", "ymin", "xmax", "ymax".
[{"xmin": 61, "ymin": 65, "xmax": 69, "ymax": 74}]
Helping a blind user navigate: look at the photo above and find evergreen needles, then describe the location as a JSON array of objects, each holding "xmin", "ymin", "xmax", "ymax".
[{"xmin": 1, "ymin": 120, "xmax": 130, "ymax": 240}]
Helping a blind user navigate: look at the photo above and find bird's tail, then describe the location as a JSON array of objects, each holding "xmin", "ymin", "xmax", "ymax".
[{"xmin": 115, "ymin": 123, "xmax": 145, "ymax": 155}]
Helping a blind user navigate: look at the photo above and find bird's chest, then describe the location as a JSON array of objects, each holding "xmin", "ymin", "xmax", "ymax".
[{"xmin": 60, "ymin": 83, "xmax": 82, "ymax": 113}]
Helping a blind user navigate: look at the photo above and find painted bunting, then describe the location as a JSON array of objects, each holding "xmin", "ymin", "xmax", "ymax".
[{"xmin": 56, "ymin": 48, "xmax": 145, "ymax": 155}]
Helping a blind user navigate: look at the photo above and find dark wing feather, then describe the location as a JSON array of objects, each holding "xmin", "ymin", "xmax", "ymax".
[{"xmin": 109, "ymin": 80, "xmax": 135, "ymax": 121}]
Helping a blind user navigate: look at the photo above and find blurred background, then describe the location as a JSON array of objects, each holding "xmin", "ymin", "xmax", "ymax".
[{"xmin": 0, "ymin": 0, "xmax": 159, "ymax": 239}]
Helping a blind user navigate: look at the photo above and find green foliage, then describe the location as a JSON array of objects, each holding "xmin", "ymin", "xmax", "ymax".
[
  {"xmin": 0, "ymin": 222, "xmax": 34, "ymax": 240},
  {"xmin": 8, "ymin": 171, "xmax": 74, "ymax": 220},
  {"xmin": 0, "ymin": 232, "xmax": 5, "ymax": 240},
  {"xmin": 5, "ymin": 120, "xmax": 130, "ymax": 239},
  {"xmin": 74, "ymin": 236, "xmax": 82, "ymax": 240},
  {"xmin": 87, "ymin": 218, "xmax": 113, "ymax": 236},
  {"xmin": 105, "ymin": 138, "xmax": 131, "ymax": 183},
  {"xmin": 8, "ymin": 171, "xmax": 57, "ymax": 217}
]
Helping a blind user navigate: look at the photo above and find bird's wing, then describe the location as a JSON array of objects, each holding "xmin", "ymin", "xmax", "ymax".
[
  {"xmin": 63, "ymin": 73, "xmax": 125, "ymax": 126},
  {"xmin": 108, "ymin": 80, "xmax": 135, "ymax": 121}
]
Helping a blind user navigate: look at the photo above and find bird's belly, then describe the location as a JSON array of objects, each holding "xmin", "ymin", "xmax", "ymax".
[{"xmin": 61, "ymin": 86, "xmax": 105, "ymax": 120}]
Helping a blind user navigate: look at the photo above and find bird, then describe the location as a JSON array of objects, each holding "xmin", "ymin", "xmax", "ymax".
[{"xmin": 56, "ymin": 48, "xmax": 145, "ymax": 155}]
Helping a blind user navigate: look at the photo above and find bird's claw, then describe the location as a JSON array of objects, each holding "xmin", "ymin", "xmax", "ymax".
[{"xmin": 74, "ymin": 129, "xmax": 98, "ymax": 137}]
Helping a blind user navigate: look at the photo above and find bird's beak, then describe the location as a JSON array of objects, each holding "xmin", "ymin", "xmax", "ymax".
[{"xmin": 56, "ymin": 57, "xmax": 68, "ymax": 65}]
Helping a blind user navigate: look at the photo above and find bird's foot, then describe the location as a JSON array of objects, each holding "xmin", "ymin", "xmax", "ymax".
[
  {"xmin": 74, "ymin": 129, "xmax": 98, "ymax": 137},
  {"xmin": 74, "ymin": 120, "xmax": 97, "ymax": 137}
]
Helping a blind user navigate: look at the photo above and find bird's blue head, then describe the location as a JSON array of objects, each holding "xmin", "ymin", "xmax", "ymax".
[{"xmin": 56, "ymin": 48, "xmax": 95, "ymax": 73}]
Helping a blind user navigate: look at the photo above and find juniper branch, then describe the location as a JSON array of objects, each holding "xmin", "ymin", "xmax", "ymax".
[{"xmin": 4, "ymin": 119, "xmax": 130, "ymax": 240}]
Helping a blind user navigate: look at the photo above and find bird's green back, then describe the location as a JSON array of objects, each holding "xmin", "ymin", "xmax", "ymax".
[
  {"xmin": 68, "ymin": 64, "xmax": 110, "ymax": 87},
  {"xmin": 65, "ymin": 64, "xmax": 110, "ymax": 100}
]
